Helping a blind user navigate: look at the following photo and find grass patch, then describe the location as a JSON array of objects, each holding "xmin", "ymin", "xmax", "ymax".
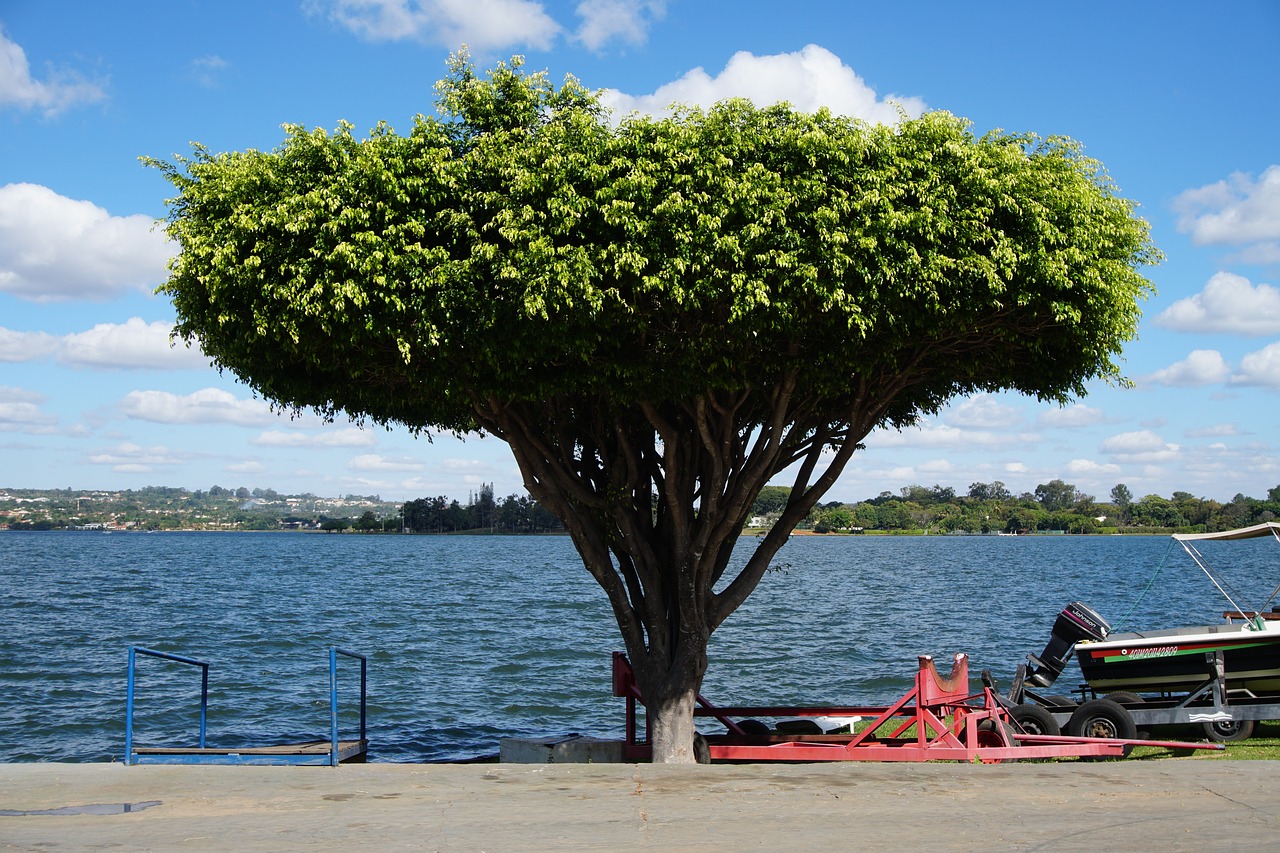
[{"xmin": 1128, "ymin": 720, "xmax": 1280, "ymax": 760}]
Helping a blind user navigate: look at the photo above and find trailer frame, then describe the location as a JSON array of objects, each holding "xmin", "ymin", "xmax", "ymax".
[
  {"xmin": 1011, "ymin": 648, "xmax": 1280, "ymax": 741},
  {"xmin": 613, "ymin": 652, "xmax": 1219, "ymax": 762}
]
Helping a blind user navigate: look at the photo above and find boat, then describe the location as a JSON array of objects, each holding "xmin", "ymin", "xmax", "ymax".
[{"xmin": 1026, "ymin": 522, "xmax": 1280, "ymax": 696}]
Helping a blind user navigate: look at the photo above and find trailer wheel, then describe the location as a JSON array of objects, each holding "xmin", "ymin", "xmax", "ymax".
[
  {"xmin": 1103, "ymin": 691, "xmax": 1144, "ymax": 705},
  {"xmin": 736, "ymin": 719, "xmax": 772, "ymax": 737},
  {"xmin": 1068, "ymin": 698, "xmax": 1137, "ymax": 741},
  {"xmin": 1010, "ymin": 704, "xmax": 1061, "ymax": 736},
  {"xmin": 1044, "ymin": 694, "xmax": 1077, "ymax": 708},
  {"xmin": 693, "ymin": 733, "xmax": 711, "ymax": 764},
  {"xmin": 975, "ymin": 719, "xmax": 1019, "ymax": 763},
  {"xmin": 1202, "ymin": 718, "xmax": 1255, "ymax": 743}
]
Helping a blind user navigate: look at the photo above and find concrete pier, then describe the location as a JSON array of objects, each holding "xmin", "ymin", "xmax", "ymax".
[{"xmin": 2, "ymin": 760, "xmax": 1278, "ymax": 850}]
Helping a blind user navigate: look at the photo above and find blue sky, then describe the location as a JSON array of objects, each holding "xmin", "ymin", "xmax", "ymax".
[{"xmin": 2, "ymin": 0, "xmax": 1278, "ymax": 504}]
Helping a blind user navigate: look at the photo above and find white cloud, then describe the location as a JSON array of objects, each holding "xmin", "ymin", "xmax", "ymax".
[
  {"xmin": 1185, "ymin": 423, "xmax": 1244, "ymax": 438},
  {"xmin": 315, "ymin": 0, "xmax": 561, "ymax": 51},
  {"xmin": 601, "ymin": 44, "xmax": 926, "ymax": 123},
  {"xmin": 1232, "ymin": 341, "xmax": 1280, "ymax": 389},
  {"xmin": 0, "ymin": 327, "xmax": 58, "ymax": 362},
  {"xmin": 1, "ymin": 319, "xmax": 207, "ymax": 369},
  {"xmin": 871, "ymin": 419, "xmax": 1037, "ymax": 450},
  {"xmin": 439, "ymin": 455, "xmax": 495, "ymax": 471},
  {"xmin": 347, "ymin": 453, "xmax": 425, "ymax": 472},
  {"xmin": 0, "ymin": 183, "xmax": 173, "ymax": 302},
  {"xmin": 87, "ymin": 442, "xmax": 186, "ymax": 473},
  {"xmin": 61, "ymin": 318, "xmax": 210, "ymax": 369},
  {"xmin": 0, "ymin": 385, "xmax": 57, "ymax": 432},
  {"xmin": 1100, "ymin": 429, "xmax": 1181, "ymax": 463},
  {"xmin": 946, "ymin": 394, "xmax": 1021, "ymax": 430},
  {"xmin": 916, "ymin": 459, "xmax": 956, "ymax": 476},
  {"xmin": 190, "ymin": 55, "xmax": 228, "ymax": 88},
  {"xmin": 575, "ymin": 0, "xmax": 665, "ymax": 51},
  {"xmin": 226, "ymin": 460, "xmax": 267, "ymax": 475},
  {"xmin": 1154, "ymin": 272, "xmax": 1280, "ymax": 336},
  {"xmin": 1038, "ymin": 403, "xmax": 1105, "ymax": 429},
  {"xmin": 251, "ymin": 427, "xmax": 377, "ymax": 448},
  {"xmin": 1065, "ymin": 458, "xmax": 1121, "ymax": 476},
  {"xmin": 118, "ymin": 388, "xmax": 277, "ymax": 426},
  {"xmin": 0, "ymin": 25, "xmax": 105, "ymax": 116},
  {"xmin": 1146, "ymin": 349, "xmax": 1231, "ymax": 387},
  {"xmin": 1173, "ymin": 166, "xmax": 1280, "ymax": 257}
]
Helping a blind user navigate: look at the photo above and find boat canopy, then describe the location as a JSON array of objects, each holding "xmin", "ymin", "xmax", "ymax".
[{"xmin": 1173, "ymin": 522, "xmax": 1280, "ymax": 542}]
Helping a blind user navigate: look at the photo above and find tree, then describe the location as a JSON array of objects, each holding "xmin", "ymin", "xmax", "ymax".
[
  {"xmin": 751, "ymin": 486, "xmax": 792, "ymax": 516},
  {"xmin": 1034, "ymin": 479, "xmax": 1089, "ymax": 512},
  {"xmin": 149, "ymin": 53, "xmax": 1158, "ymax": 762},
  {"xmin": 811, "ymin": 505, "xmax": 854, "ymax": 533},
  {"xmin": 1132, "ymin": 494, "xmax": 1184, "ymax": 528},
  {"xmin": 471, "ymin": 483, "xmax": 497, "ymax": 531},
  {"xmin": 1110, "ymin": 483, "xmax": 1133, "ymax": 522}
]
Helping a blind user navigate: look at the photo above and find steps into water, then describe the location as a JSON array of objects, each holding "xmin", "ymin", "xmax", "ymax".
[
  {"xmin": 125, "ymin": 645, "xmax": 368, "ymax": 766},
  {"xmin": 130, "ymin": 739, "xmax": 369, "ymax": 765}
]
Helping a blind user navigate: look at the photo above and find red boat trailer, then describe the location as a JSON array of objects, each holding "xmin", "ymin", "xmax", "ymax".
[{"xmin": 612, "ymin": 652, "xmax": 1222, "ymax": 763}]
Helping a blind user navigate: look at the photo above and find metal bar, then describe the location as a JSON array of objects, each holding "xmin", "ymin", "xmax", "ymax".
[
  {"xmin": 691, "ymin": 705, "xmax": 889, "ymax": 717},
  {"xmin": 612, "ymin": 650, "xmax": 1219, "ymax": 763},
  {"xmin": 131, "ymin": 647, "xmax": 210, "ymax": 667},
  {"xmin": 1014, "ymin": 733, "xmax": 1223, "ymax": 751},
  {"xmin": 125, "ymin": 647, "xmax": 137, "ymax": 766},
  {"xmin": 328, "ymin": 647, "xmax": 369, "ymax": 766},
  {"xmin": 695, "ymin": 693, "xmax": 748, "ymax": 735},
  {"xmin": 1177, "ymin": 539, "xmax": 1253, "ymax": 617},
  {"xmin": 125, "ymin": 646, "xmax": 211, "ymax": 764},
  {"xmin": 329, "ymin": 646, "xmax": 339, "ymax": 767},
  {"xmin": 199, "ymin": 663, "xmax": 208, "ymax": 748},
  {"xmin": 360, "ymin": 655, "xmax": 367, "ymax": 743}
]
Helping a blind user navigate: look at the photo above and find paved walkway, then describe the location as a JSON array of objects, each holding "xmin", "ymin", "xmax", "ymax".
[{"xmin": 2, "ymin": 761, "xmax": 1278, "ymax": 851}]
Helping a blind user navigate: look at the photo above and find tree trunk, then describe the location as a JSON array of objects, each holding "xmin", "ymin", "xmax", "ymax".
[
  {"xmin": 635, "ymin": 648, "xmax": 709, "ymax": 764},
  {"xmin": 473, "ymin": 392, "xmax": 873, "ymax": 764},
  {"xmin": 648, "ymin": 685, "xmax": 700, "ymax": 763}
]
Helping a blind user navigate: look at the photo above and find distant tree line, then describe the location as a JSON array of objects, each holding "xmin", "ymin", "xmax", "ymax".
[
  {"xmin": 400, "ymin": 484, "xmax": 563, "ymax": 534},
  {"xmin": 0, "ymin": 486, "xmax": 398, "ymax": 531},
  {"xmin": 751, "ymin": 481, "xmax": 1280, "ymax": 535}
]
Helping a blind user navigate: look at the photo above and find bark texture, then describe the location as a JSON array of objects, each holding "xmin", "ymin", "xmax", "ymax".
[{"xmin": 472, "ymin": 376, "xmax": 885, "ymax": 762}]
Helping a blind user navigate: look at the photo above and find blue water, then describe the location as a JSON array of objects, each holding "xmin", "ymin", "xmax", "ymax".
[{"xmin": 2, "ymin": 531, "xmax": 1276, "ymax": 763}]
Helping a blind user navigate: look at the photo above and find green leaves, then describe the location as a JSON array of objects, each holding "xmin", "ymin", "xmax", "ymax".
[{"xmin": 151, "ymin": 54, "xmax": 1157, "ymax": 436}]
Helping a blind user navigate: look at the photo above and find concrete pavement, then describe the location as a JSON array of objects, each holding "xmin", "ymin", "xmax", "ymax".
[{"xmin": 2, "ymin": 760, "xmax": 1278, "ymax": 851}]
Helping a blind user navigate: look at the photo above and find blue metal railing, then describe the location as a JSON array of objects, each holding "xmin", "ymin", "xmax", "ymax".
[
  {"xmin": 329, "ymin": 646, "xmax": 368, "ymax": 767},
  {"xmin": 125, "ymin": 645, "xmax": 367, "ymax": 766},
  {"xmin": 125, "ymin": 647, "xmax": 211, "ymax": 764}
]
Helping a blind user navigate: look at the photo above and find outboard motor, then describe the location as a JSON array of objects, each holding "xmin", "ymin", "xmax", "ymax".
[{"xmin": 1025, "ymin": 602, "xmax": 1111, "ymax": 688}]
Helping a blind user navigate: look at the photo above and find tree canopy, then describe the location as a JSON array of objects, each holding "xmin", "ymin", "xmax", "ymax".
[{"xmin": 150, "ymin": 53, "xmax": 1158, "ymax": 761}]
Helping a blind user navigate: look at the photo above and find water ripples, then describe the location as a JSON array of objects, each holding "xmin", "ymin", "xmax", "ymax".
[{"xmin": 2, "ymin": 530, "xmax": 1275, "ymax": 762}]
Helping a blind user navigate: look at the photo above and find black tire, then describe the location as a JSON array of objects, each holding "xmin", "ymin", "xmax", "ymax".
[
  {"xmin": 1067, "ymin": 698, "xmax": 1137, "ymax": 741},
  {"xmin": 974, "ymin": 719, "xmax": 1018, "ymax": 763},
  {"xmin": 693, "ymin": 732, "xmax": 711, "ymax": 764},
  {"xmin": 736, "ymin": 719, "xmax": 772, "ymax": 737},
  {"xmin": 1044, "ymin": 694, "xmax": 1077, "ymax": 708},
  {"xmin": 1010, "ymin": 704, "xmax": 1061, "ymax": 737},
  {"xmin": 1103, "ymin": 691, "xmax": 1144, "ymax": 706},
  {"xmin": 1203, "ymin": 718, "xmax": 1255, "ymax": 743}
]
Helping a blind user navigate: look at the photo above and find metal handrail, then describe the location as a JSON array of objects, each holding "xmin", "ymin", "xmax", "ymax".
[
  {"xmin": 329, "ymin": 646, "xmax": 368, "ymax": 766},
  {"xmin": 125, "ymin": 647, "xmax": 211, "ymax": 765},
  {"xmin": 126, "ymin": 645, "xmax": 367, "ymax": 766}
]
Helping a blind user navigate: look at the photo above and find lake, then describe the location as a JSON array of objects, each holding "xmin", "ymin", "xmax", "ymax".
[{"xmin": 2, "ymin": 530, "xmax": 1276, "ymax": 763}]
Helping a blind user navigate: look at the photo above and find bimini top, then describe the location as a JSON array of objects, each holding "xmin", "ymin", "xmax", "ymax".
[{"xmin": 1173, "ymin": 521, "xmax": 1280, "ymax": 542}]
